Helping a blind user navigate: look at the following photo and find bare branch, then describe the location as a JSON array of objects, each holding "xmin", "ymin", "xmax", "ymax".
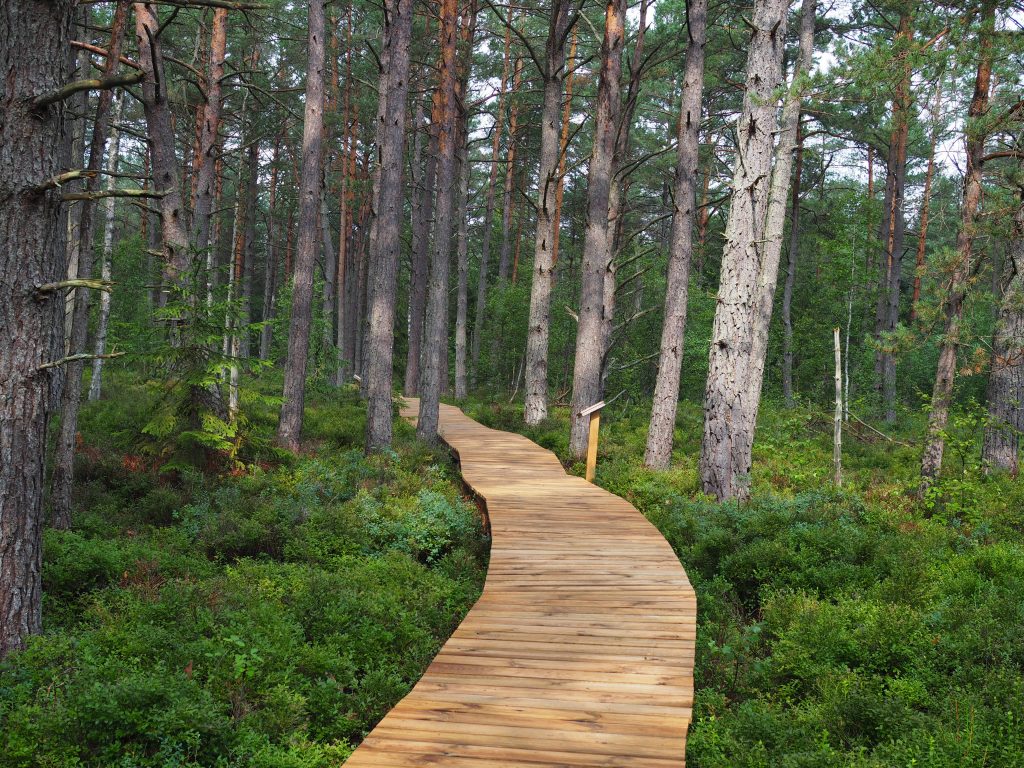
[{"xmin": 32, "ymin": 71, "xmax": 144, "ymax": 109}]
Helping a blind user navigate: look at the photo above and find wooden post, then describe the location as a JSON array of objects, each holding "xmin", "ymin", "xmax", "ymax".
[
  {"xmin": 581, "ymin": 401, "xmax": 605, "ymax": 482},
  {"xmin": 834, "ymin": 327, "xmax": 842, "ymax": 487}
]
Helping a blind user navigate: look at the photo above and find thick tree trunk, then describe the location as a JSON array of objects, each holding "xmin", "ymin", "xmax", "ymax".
[
  {"xmin": 567, "ymin": 0, "xmax": 626, "ymax": 459},
  {"xmin": 89, "ymin": 93, "xmax": 124, "ymax": 402},
  {"xmin": 191, "ymin": 8, "xmax": 227, "ymax": 256},
  {"xmin": 277, "ymin": 0, "xmax": 327, "ymax": 451},
  {"xmin": 781, "ymin": 123, "xmax": 804, "ymax": 408},
  {"xmin": 404, "ymin": 100, "xmax": 437, "ymax": 396},
  {"xmin": 643, "ymin": 0, "xmax": 707, "ymax": 469},
  {"xmin": 453, "ymin": 1, "xmax": 477, "ymax": 401},
  {"xmin": 135, "ymin": 3, "xmax": 190, "ymax": 301},
  {"xmin": 983, "ymin": 195, "xmax": 1024, "ymax": 475},
  {"xmin": 417, "ymin": 0, "xmax": 461, "ymax": 442},
  {"xmin": 699, "ymin": 0, "xmax": 815, "ymax": 501},
  {"xmin": 0, "ymin": 0, "xmax": 75, "ymax": 658},
  {"xmin": 51, "ymin": 1, "xmax": 130, "ymax": 529},
  {"xmin": 920, "ymin": 1, "xmax": 994, "ymax": 492},
  {"xmin": 523, "ymin": 0, "xmax": 573, "ymax": 425},
  {"xmin": 471, "ymin": 14, "xmax": 514, "ymax": 387},
  {"xmin": 364, "ymin": 0, "xmax": 415, "ymax": 451}
]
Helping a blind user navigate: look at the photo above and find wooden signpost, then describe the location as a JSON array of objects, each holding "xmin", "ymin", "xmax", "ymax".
[{"xmin": 580, "ymin": 400, "xmax": 605, "ymax": 482}]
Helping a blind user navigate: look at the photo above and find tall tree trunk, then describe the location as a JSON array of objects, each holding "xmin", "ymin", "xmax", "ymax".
[
  {"xmin": 51, "ymin": 0, "xmax": 130, "ymax": 530},
  {"xmin": 699, "ymin": 0, "xmax": 815, "ymax": 501},
  {"xmin": 643, "ymin": 0, "xmax": 707, "ymax": 469},
  {"xmin": 416, "ymin": 0, "xmax": 461, "ymax": 442},
  {"xmin": 919, "ymin": 0, "xmax": 994, "ymax": 492},
  {"xmin": 191, "ymin": 8, "xmax": 227, "ymax": 256},
  {"xmin": 523, "ymin": 0, "xmax": 573, "ymax": 425},
  {"xmin": 0, "ymin": 0, "xmax": 75, "ymax": 658},
  {"xmin": 552, "ymin": 24, "xmax": 578, "ymax": 268},
  {"xmin": 873, "ymin": 12, "xmax": 912, "ymax": 423},
  {"xmin": 781, "ymin": 122, "xmax": 804, "ymax": 408},
  {"xmin": 911, "ymin": 79, "xmax": 942, "ymax": 322},
  {"xmin": 276, "ymin": 0, "xmax": 327, "ymax": 451},
  {"xmin": 89, "ymin": 92, "xmax": 124, "ymax": 402},
  {"xmin": 497, "ymin": 57, "xmax": 523, "ymax": 282},
  {"xmin": 404, "ymin": 99, "xmax": 438, "ymax": 396},
  {"xmin": 135, "ymin": 2, "xmax": 190, "ymax": 303},
  {"xmin": 260, "ymin": 134, "xmax": 282, "ymax": 361},
  {"xmin": 982, "ymin": 193, "xmax": 1024, "ymax": 475},
  {"xmin": 567, "ymin": 0, "xmax": 626, "ymax": 458},
  {"xmin": 321, "ymin": 196, "xmax": 336, "ymax": 359},
  {"xmin": 471, "ymin": 12, "xmax": 514, "ymax": 387},
  {"xmin": 364, "ymin": 0, "xmax": 415, "ymax": 451}
]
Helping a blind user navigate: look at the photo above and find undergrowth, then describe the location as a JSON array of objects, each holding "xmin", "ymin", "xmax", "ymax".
[{"xmin": 0, "ymin": 377, "xmax": 487, "ymax": 768}]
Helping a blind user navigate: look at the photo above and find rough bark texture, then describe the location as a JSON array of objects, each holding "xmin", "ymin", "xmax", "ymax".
[
  {"xmin": 416, "ymin": 0, "xmax": 461, "ymax": 442},
  {"xmin": 191, "ymin": 8, "xmax": 227, "ymax": 255},
  {"xmin": 983, "ymin": 195, "xmax": 1024, "ymax": 475},
  {"xmin": 364, "ymin": 0, "xmax": 415, "ymax": 452},
  {"xmin": 276, "ymin": 0, "xmax": 327, "ymax": 452},
  {"xmin": 643, "ymin": 0, "xmax": 707, "ymax": 469},
  {"xmin": 567, "ymin": 0, "xmax": 626, "ymax": 459},
  {"xmin": 135, "ymin": 3, "xmax": 190, "ymax": 299},
  {"xmin": 89, "ymin": 93, "xmax": 124, "ymax": 402},
  {"xmin": 781, "ymin": 123, "xmax": 804, "ymax": 408},
  {"xmin": 699, "ymin": 0, "xmax": 814, "ymax": 501},
  {"xmin": 404, "ymin": 100, "xmax": 437, "ymax": 396},
  {"xmin": 523, "ymin": 0, "xmax": 573, "ymax": 425},
  {"xmin": 0, "ymin": 0, "xmax": 74, "ymax": 658},
  {"xmin": 52, "ymin": 0, "xmax": 130, "ymax": 529},
  {"xmin": 919, "ymin": 0, "xmax": 993, "ymax": 493}
]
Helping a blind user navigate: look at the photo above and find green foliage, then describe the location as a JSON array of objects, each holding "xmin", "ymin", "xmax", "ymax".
[{"xmin": 1, "ymin": 386, "xmax": 486, "ymax": 767}]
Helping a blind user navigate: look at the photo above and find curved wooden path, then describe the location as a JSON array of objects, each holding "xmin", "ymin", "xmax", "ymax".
[{"xmin": 345, "ymin": 399, "xmax": 696, "ymax": 767}]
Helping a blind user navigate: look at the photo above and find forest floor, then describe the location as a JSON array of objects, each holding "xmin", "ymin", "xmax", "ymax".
[
  {"xmin": 0, "ymin": 377, "xmax": 487, "ymax": 768},
  {"xmin": 462, "ymin": 397, "xmax": 1024, "ymax": 768}
]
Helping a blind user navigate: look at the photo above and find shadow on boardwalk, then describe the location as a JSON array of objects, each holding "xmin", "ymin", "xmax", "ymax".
[{"xmin": 345, "ymin": 399, "xmax": 696, "ymax": 767}]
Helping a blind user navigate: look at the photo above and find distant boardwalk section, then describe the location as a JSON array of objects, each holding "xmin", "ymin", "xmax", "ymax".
[{"xmin": 345, "ymin": 399, "xmax": 696, "ymax": 767}]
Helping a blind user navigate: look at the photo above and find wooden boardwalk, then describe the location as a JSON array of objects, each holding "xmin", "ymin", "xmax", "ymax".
[{"xmin": 345, "ymin": 399, "xmax": 696, "ymax": 767}]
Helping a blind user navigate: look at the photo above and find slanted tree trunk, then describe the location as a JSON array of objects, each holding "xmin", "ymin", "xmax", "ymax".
[
  {"xmin": 699, "ymin": 0, "xmax": 815, "ymax": 501},
  {"xmin": 920, "ymin": 0, "xmax": 994, "ymax": 492},
  {"xmin": 89, "ymin": 92, "xmax": 124, "ymax": 402},
  {"xmin": 51, "ymin": 0, "xmax": 130, "ymax": 530},
  {"xmin": 523, "ymin": 0, "xmax": 573, "ymax": 425},
  {"xmin": 471, "ymin": 13, "xmax": 514, "ymax": 387},
  {"xmin": 643, "ymin": 0, "xmax": 707, "ymax": 469},
  {"xmin": 416, "ymin": 0, "xmax": 461, "ymax": 442},
  {"xmin": 567, "ymin": 0, "xmax": 626, "ymax": 459},
  {"xmin": 983, "ymin": 193, "xmax": 1024, "ymax": 475},
  {"xmin": 191, "ymin": 8, "xmax": 227, "ymax": 257},
  {"xmin": 0, "ymin": 0, "xmax": 75, "ymax": 658},
  {"xmin": 781, "ymin": 122, "xmax": 805, "ymax": 408},
  {"xmin": 134, "ymin": 2, "xmax": 190, "ymax": 303},
  {"xmin": 364, "ymin": 0, "xmax": 415, "ymax": 452},
  {"xmin": 277, "ymin": 0, "xmax": 327, "ymax": 451}
]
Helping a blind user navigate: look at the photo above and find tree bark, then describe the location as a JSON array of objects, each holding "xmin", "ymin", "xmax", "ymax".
[
  {"xmin": 260, "ymin": 134, "xmax": 282, "ymax": 362},
  {"xmin": 781, "ymin": 122, "xmax": 804, "ymax": 408},
  {"xmin": 416, "ymin": 0, "xmax": 461, "ymax": 442},
  {"xmin": 191, "ymin": 8, "xmax": 228, "ymax": 256},
  {"xmin": 523, "ymin": 0, "xmax": 573, "ymax": 425},
  {"xmin": 89, "ymin": 92, "xmax": 124, "ymax": 402},
  {"xmin": 134, "ymin": 2, "xmax": 191, "ymax": 302},
  {"xmin": 643, "ymin": 0, "xmax": 707, "ymax": 469},
  {"xmin": 983, "ymin": 193, "xmax": 1024, "ymax": 475},
  {"xmin": 276, "ymin": 0, "xmax": 327, "ymax": 451},
  {"xmin": 0, "ymin": 0, "xmax": 75, "ymax": 658},
  {"xmin": 911, "ymin": 79, "xmax": 942, "ymax": 322},
  {"xmin": 471, "ymin": 13, "xmax": 514, "ymax": 387},
  {"xmin": 919, "ymin": 0, "xmax": 994, "ymax": 491},
  {"xmin": 497, "ymin": 57, "xmax": 524, "ymax": 282},
  {"xmin": 567, "ymin": 0, "xmax": 626, "ymax": 458},
  {"xmin": 51, "ymin": 0, "xmax": 130, "ymax": 530},
  {"xmin": 364, "ymin": 0, "xmax": 415, "ymax": 451},
  {"xmin": 699, "ymin": 0, "xmax": 815, "ymax": 501}
]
